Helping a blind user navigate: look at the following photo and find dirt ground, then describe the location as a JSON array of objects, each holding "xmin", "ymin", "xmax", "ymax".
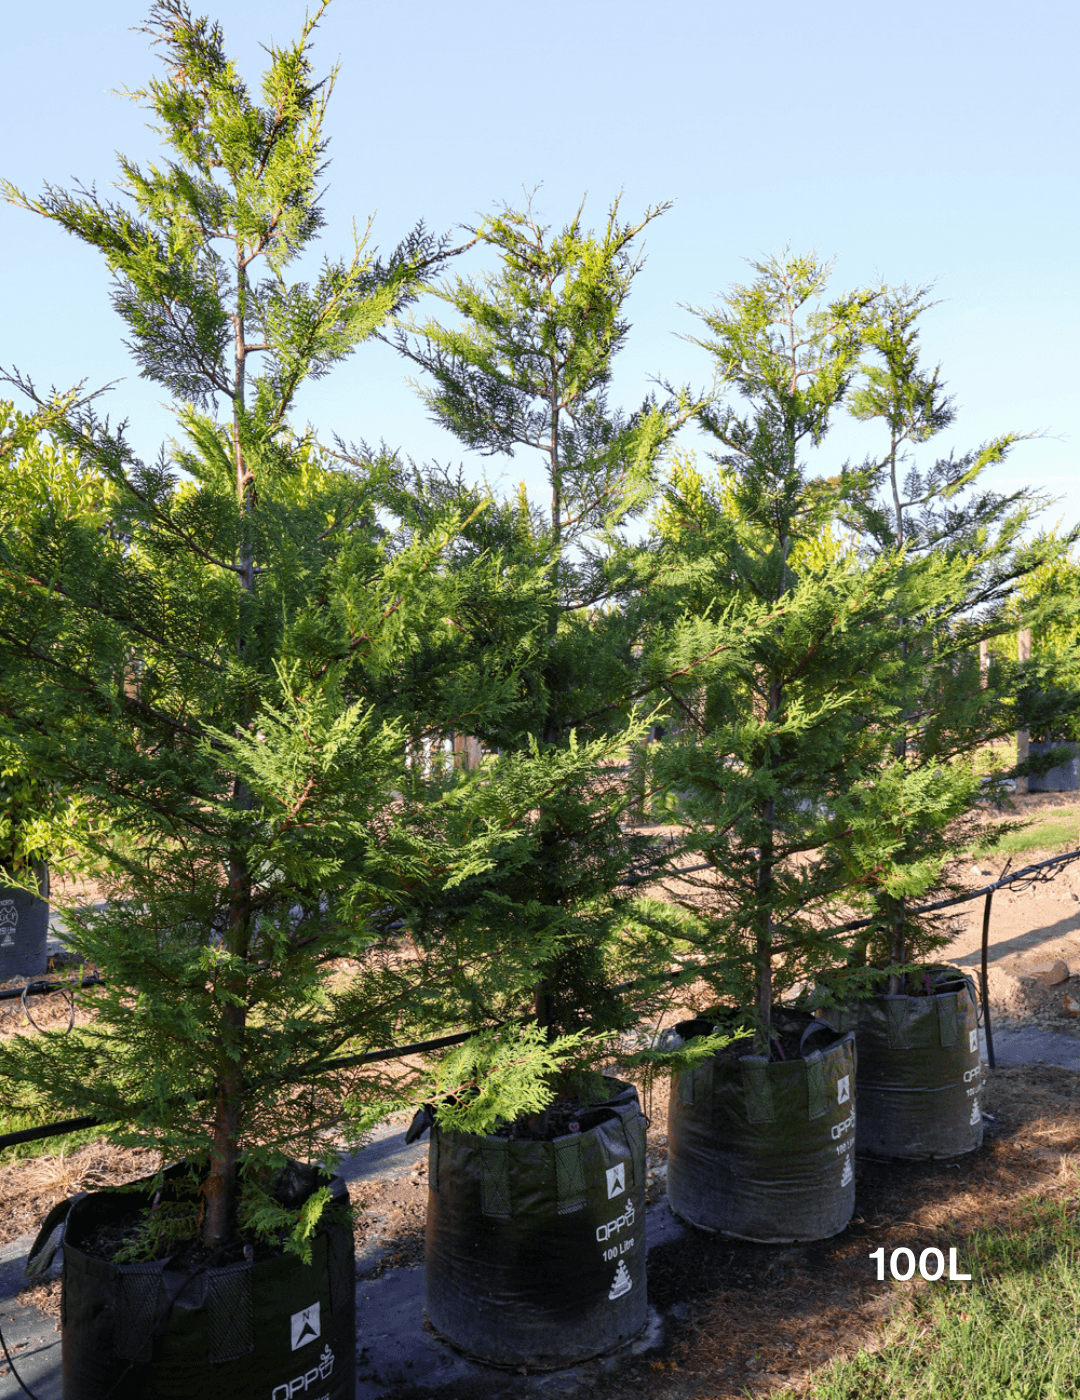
[{"xmin": 935, "ymin": 793, "xmax": 1080, "ymax": 1036}]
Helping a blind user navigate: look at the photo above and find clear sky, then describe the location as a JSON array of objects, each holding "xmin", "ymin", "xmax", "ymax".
[{"xmin": 3, "ymin": 0, "xmax": 1077, "ymax": 533}]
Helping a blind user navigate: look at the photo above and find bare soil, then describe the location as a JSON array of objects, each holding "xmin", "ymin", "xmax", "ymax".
[{"xmin": 933, "ymin": 796, "xmax": 1080, "ymax": 1037}]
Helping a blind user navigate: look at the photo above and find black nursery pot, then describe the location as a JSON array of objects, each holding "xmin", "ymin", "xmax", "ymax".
[
  {"xmin": 0, "ymin": 864, "xmax": 49, "ymax": 981},
  {"xmin": 58, "ymin": 1166, "xmax": 355, "ymax": 1400},
  {"xmin": 821, "ymin": 969, "xmax": 984, "ymax": 1159},
  {"xmin": 424, "ymin": 1079, "xmax": 648, "ymax": 1369},
  {"xmin": 666, "ymin": 1014, "xmax": 857, "ymax": 1243}
]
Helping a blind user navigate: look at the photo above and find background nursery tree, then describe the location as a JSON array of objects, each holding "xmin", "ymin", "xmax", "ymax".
[
  {"xmin": 644, "ymin": 252, "xmax": 906, "ymax": 1052},
  {"xmin": 835, "ymin": 284, "xmax": 1080, "ymax": 985},
  {"xmin": 388, "ymin": 196, "xmax": 700, "ymax": 1098},
  {"xmin": 0, "ymin": 0, "xmax": 582, "ymax": 1257}
]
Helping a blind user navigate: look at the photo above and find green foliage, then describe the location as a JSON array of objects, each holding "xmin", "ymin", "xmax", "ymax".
[
  {"xmin": 388, "ymin": 194, "xmax": 702, "ymax": 1065},
  {"xmin": 0, "ymin": 1, "xmax": 587, "ymax": 1254},
  {"xmin": 421, "ymin": 1024, "xmax": 590, "ymax": 1135},
  {"xmin": 988, "ymin": 536, "xmax": 1080, "ymax": 742},
  {"xmin": 835, "ymin": 284, "xmax": 1080, "ymax": 975},
  {"xmin": 644, "ymin": 251, "xmax": 904, "ymax": 1048}
]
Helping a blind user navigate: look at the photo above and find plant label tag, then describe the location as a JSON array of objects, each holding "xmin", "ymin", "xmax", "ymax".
[
  {"xmin": 606, "ymin": 1163, "xmax": 626, "ymax": 1199},
  {"xmin": 290, "ymin": 1302, "xmax": 320, "ymax": 1351},
  {"xmin": 837, "ymin": 1075, "xmax": 850, "ymax": 1105}
]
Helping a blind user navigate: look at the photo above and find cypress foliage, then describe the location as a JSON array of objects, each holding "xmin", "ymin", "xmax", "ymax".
[
  {"xmin": 833, "ymin": 285, "xmax": 1080, "ymax": 981},
  {"xmin": 642, "ymin": 253, "xmax": 905, "ymax": 1052},
  {"xmin": 0, "ymin": 2, "xmax": 589, "ymax": 1254},
  {"xmin": 387, "ymin": 196, "xmax": 702, "ymax": 1098}
]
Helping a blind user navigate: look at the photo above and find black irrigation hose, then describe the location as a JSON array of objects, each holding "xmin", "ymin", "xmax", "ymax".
[
  {"xmin": 0, "ymin": 973, "xmax": 103, "ymax": 1003},
  {"xmin": 0, "ymin": 1029, "xmax": 485, "ymax": 1153},
  {"xmin": 0, "ymin": 1312, "xmax": 39, "ymax": 1400},
  {"xmin": 830, "ymin": 846, "xmax": 1080, "ymax": 935}
]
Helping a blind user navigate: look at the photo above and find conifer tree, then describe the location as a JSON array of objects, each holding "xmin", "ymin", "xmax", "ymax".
[
  {"xmin": 834, "ymin": 286, "xmax": 1080, "ymax": 981},
  {"xmin": 387, "ymin": 196, "xmax": 700, "ymax": 1079},
  {"xmin": 643, "ymin": 253, "xmax": 904, "ymax": 1050},
  {"xmin": 0, "ymin": 2, "xmax": 587, "ymax": 1254}
]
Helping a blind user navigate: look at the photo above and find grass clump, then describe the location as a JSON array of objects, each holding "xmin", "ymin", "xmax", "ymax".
[
  {"xmin": 0, "ymin": 1106, "xmax": 104, "ymax": 1166},
  {"xmin": 778, "ymin": 1187, "xmax": 1080, "ymax": 1399},
  {"xmin": 972, "ymin": 807, "xmax": 1080, "ymax": 858}
]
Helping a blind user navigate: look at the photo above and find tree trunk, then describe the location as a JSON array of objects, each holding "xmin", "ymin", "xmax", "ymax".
[
  {"xmin": 203, "ymin": 254, "xmax": 256, "ymax": 1250},
  {"xmin": 754, "ymin": 676, "xmax": 782, "ymax": 1054}
]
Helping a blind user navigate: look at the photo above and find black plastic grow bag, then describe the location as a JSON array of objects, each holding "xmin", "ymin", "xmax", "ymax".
[
  {"xmin": 424, "ymin": 1080, "xmax": 647, "ymax": 1368},
  {"xmin": 667, "ymin": 1017, "xmax": 857, "ymax": 1242},
  {"xmin": 0, "ymin": 867, "xmax": 49, "ymax": 982},
  {"xmin": 51, "ymin": 1163, "xmax": 355, "ymax": 1400},
  {"xmin": 821, "ymin": 970, "xmax": 983, "ymax": 1159}
]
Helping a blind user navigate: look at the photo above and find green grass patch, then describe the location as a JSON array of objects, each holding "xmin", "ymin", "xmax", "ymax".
[
  {"xmin": 775, "ymin": 1188, "xmax": 1080, "ymax": 1399},
  {"xmin": 0, "ymin": 1107, "xmax": 106, "ymax": 1166},
  {"xmin": 972, "ymin": 809, "xmax": 1080, "ymax": 858}
]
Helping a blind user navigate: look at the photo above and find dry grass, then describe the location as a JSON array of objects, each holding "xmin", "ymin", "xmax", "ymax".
[{"xmin": 0, "ymin": 1142, "xmax": 162, "ymax": 1248}]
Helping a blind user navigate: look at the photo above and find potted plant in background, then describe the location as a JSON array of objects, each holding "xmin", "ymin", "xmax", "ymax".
[
  {"xmin": 815, "ymin": 284, "xmax": 1080, "ymax": 1158},
  {"xmin": 387, "ymin": 193, "xmax": 705, "ymax": 1366},
  {"xmin": 642, "ymin": 252, "xmax": 906, "ymax": 1242},
  {"xmin": 1, "ymin": 399, "xmax": 107, "ymax": 984},
  {"xmin": 0, "ymin": 5, "xmax": 585, "ymax": 1396},
  {"xmin": 0, "ymin": 754, "xmax": 55, "ymax": 982}
]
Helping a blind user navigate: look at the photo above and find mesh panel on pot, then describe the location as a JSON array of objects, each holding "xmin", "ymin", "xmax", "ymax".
[
  {"xmin": 206, "ymin": 1261, "xmax": 253, "ymax": 1363},
  {"xmin": 885, "ymin": 998, "xmax": 911, "ymax": 1049},
  {"xmin": 554, "ymin": 1135, "xmax": 586, "ymax": 1214},
  {"xmin": 326, "ymin": 1224, "xmax": 353, "ymax": 1316},
  {"xmin": 937, "ymin": 994, "xmax": 958, "ymax": 1047},
  {"xmin": 114, "ymin": 1262, "xmax": 167, "ymax": 1363},
  {"xmin": 806, "ymin": 1053, "xmax": 827, "ymax": 1120},
  {"xmin": 740, "ymin": 1057, "xmax": 776, "ymax": 1123},
  {"xmin": 480, "ymin": 1138, "xmax": 511, "ymax": 1218}
]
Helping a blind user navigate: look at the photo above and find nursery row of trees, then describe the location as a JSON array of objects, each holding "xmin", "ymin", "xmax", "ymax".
[{"xmin": 1, "ymin": 0, "xmax": 1079, "ymax": 1254}]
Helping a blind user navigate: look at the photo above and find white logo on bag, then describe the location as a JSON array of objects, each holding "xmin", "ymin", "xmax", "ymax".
[
  {"xmin": 840, "ymin": 1153, "xmax": 853, "ymax": 1187},
  {"xmin": 596, "ymin": 1200, "xmax": 636, "ymax": 1242},
  {"xmin": 837, "ymin": 1075, "xmax": 850, "ymax": 1105},
  {"xmin": 606, "ymin": 1164, "xmax": 626, "ymax": 1200},
  {"xmin": 970, "ymin": 1099, "xmax": 981, "ymax": 1127},
  {"xmin": 608, "ymin": 1260, "xmax": 633, "ymax": 1300},
  {"xmin": 969, "ymin": 1030, "xmax": 978, "ymax": 1054},
  {"xmin": 831, "ymin": 1110, "xmax": 856, "ymax": 1141},
  {"xmin": 290, "ymin": 1303, "xmax": 321, "ymax": 1351},
  {"xmin": 0, "ymin": 901, "xmax": 16, "ymax": 946},
  {"xmin": 272, "ymin": 1344, "xmax": 335, "ymax": 1399}
]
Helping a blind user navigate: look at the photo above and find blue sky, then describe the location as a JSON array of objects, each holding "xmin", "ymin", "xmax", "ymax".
[{"xmin": 3, "ymin": 0, "xmax": 1077, "ymax": 533}]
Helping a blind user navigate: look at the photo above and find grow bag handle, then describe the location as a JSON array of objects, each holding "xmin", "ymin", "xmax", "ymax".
[
  {"xmin": 798, "ymin": 1019, "xmax": 837, "ymax": 1058},
  {"xmin": 24, "ymin": 1192, "xmax": 86, "ymax": 1279}
]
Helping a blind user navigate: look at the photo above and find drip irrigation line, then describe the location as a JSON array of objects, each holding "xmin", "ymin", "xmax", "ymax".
[
  {"xmin": 830, "ymin": 846, "xmax": 1080, "ymax": 935},
  {"xmin": 0, "ymin": 973, "xmax": 103, "ymax": 1003},
  {"xmin": 0, "ymin": 1027, "xmax": 489, "ymax": 1153}
]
